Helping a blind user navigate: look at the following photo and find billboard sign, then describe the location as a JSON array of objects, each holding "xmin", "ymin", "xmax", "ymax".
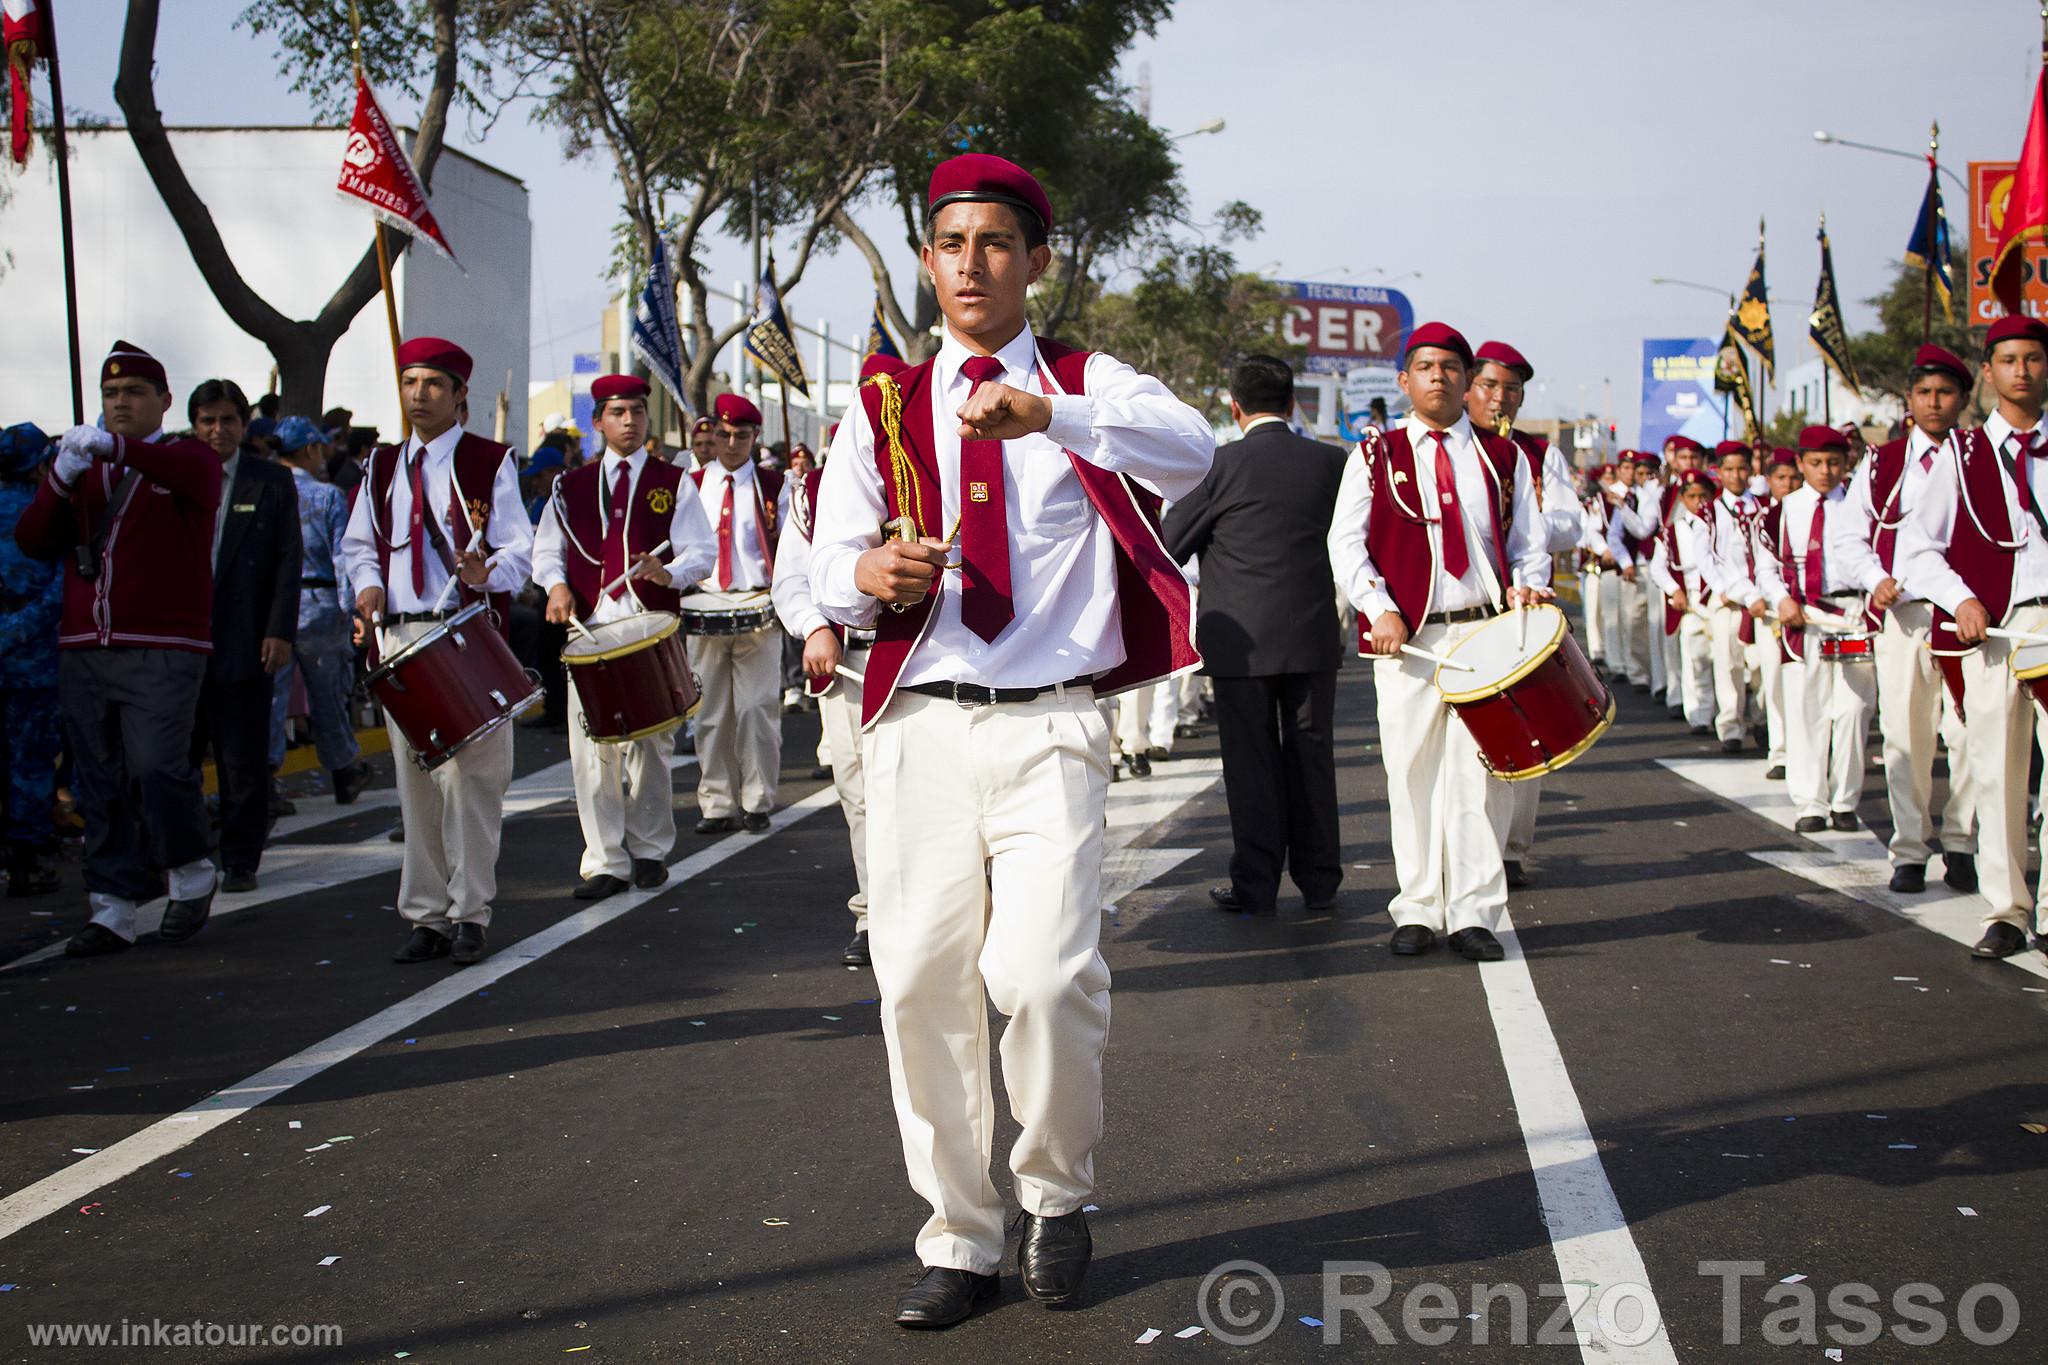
[
  {"xmin": 1640, "ymin": 338, "xmax": 1725, "ymax": 451},
  {"xmin": 1338, "ymin": 365, "xmax": 1405, "ymax": 442},
  {"xmin": 1278, "ymin": 281, "xmax": 1414, "ymax": 376},
  {"xmin": 1968, "ymin": 160, "xmax": 2048, "ymax": 324}
]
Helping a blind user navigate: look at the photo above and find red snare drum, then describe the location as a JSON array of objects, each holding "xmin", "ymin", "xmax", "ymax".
[
  {"xmin": 369, "ymin": 603, "xmax": 543, "ymax": 770},
  {"xmin": 1816, "ymin": 632, "xmax": 1875, "ymax": 662},
  {"xmin": 1434, "ymin": 605, "xmax": 1614, "ymax": 781},
  {"xmin": 2010, "ymin": 639, "xmax": 2048, "ymax": 714},
  {"xmin": 562, "ymin": 611, "xmax": 700, "ymax": 742}
]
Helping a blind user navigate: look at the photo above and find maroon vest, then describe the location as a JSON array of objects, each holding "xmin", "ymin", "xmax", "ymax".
[
  {"xmin": 1865, "ymin": 438, "xmax": 1911, "ymax": 576},
  {"xmin": 1356, "ymin": 423, "xmax": 1517, "ymax": 647},
  {"xmin": 1508, "ymin": 430, "xmax": 1546, "ymax": 508},
  {"xmin": 690, "ymin": 462, "xmax": 783, "ymax": 579},
  {"xmin": 1660, "ymin": 511, "xmax": 1710, "ymax": 635},
  {"xmin": 1929, "ymin": 427, "xmax": 2022, "ymax": 654},
  {"xmin": 366, "ymin": 431, "xmax": 514, "ymax": 636},
  {"xmin": 855, "ymin": 337, "xmax": 1199, "ymax": 728},
  {"xmin": 553, "ymin": 455, "xmax": 687, "ymax": 616}
]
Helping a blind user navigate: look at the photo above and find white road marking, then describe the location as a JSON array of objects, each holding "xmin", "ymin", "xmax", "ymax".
[
  {"xmin": 1660, "ymin": 757, "xmax": 2048, "ymax": 982},
  {"xmin": 1482, "ymin": 913, "xmax": 1680, "ymax": 1363},
  {"xmin": 0, "ymin": 784, "xmax": 837, "ymax": 1243}
]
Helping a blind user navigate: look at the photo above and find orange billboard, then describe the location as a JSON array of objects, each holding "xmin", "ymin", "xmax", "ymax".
[{"xmin": 1970, "ymin": 160, "xmax": 2048, "ymax": 324}]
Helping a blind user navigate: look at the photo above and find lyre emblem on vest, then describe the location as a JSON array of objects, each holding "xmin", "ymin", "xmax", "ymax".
[
  {"xmin": 646, "ymin": 487, "xmax": 675, "ymax": 515},
  {"xmin": 1391, "ymin": 471, "xmax": 1409, "ymax": 486},
  {"xmin": 464, "ymin": 497, "xmax": 490, "ymax": 531},
  {"xmin": 969, "ymin": 481, "xmax": 991, "ymax": 503}
]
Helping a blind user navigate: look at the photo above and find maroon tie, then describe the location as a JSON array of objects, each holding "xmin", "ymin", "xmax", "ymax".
[
  {"xmin": 716, "ymin": 474, "xmax": 735, "ymax": 589},
  {"xmin": 602, "ymin": 462, "xmax": 632, "ymax": 597},
  {"xmin": 1429, "ymin": 430, "xmax": 1471, "ymax": 581},
  {"xmin": 405, "ymin": 447, "xmax": 427, "ymax": 595},
  {"xmin": 957, "ymin": 354, "xmax": 1013, "ymax": 642},
  {"xmin": 1803, "ymin": 498, "xmax": 1826, "ymax": 603},
  {"xmin": 2018, "ymin": 433, "xmax": 2040, "ymax": 514}
]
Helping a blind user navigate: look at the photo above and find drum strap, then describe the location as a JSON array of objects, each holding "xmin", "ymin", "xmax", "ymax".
[{"xmin": 1997, "ymin": 440, "xmax": 2048, "ymax": 545}]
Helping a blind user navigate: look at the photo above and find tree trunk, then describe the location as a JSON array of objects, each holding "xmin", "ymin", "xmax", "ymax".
[{"xmin": 273, "ymin": 335, "xmax": 334, "ymax": 419}]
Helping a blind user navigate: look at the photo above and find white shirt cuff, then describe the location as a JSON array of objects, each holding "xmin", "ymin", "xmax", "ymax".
[{"xmin": 1044, "ymin": 394, "xmax": 1096, "ymax": 452}]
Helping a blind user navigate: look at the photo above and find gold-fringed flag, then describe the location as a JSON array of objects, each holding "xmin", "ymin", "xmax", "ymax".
[
  {"xmin": 1731, "ymin": 219, "xmax": 1775, "ymax": 381},
  {"xmin": 1992, "ymin": 65, "xmax": 2048, "ymax": 314},
  {"xmin": 1809, "ymin": 217, "xmax": 1860, "ymax": 396},
  {"xmin": 1715, "ymin": 318, "xmax": 1761, "ymax": 438},
  {"xmin": 863, "ymin": 293, "xmax": 902, "ymax": 361},
  {"xmin": 743, "ymin": 253, "xmax": 808, "ymax": 397}
]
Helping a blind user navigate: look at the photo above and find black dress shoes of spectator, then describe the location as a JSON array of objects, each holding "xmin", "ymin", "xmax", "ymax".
[
  {"xmin": 1208, "ymin": 885, "xmax": 1273, "ymax": 915},
  {"xmin": 392, "ymin": 926, "xmax": 451, "ymax": 963},
  {"xmin": 632, "ymin": 858, "xmax": 667, "ymax": 889},
  {"xmin": 1449, "ymin": 927, "xmax": 1505, "ymax": 962},
  {"xmin": 842, "ymin": 930, "xmax": 871, "ymax": 966},
  {"xmin": 332, "ymin": 761, "xmax": 372, "ymax": 806},
  {"xmin": 894, "ymin": 1267, "xmax": 997, "ymax": 1329},
  {"xmin": 221, "ymin": 869, "xmax": 258, "ymax": 894},
  {"xmin": 450, "ymin": 922, "xmax": 488, "ymax": 965},
  {"xmin": 1971, "ymin": 922, "xmax": 2027, "ymax": 960},
  {"xmin": 65, "ymin": 924, "xmax": 130, "ymax": 957},
  {"xmin": 574, "ymin": 874, "xmax": 627, "ymax": 901},
  {"xmin": 159, "ymin": 886, "xmax": 216, "ymax": 943},
  {"xmin": 1390, "ymin": 924, "xmax": 1436, "ymax": 956},
  {"xmin": 1017, "ymin": 1209, "xmax": 1091, "ymax": 1303}
]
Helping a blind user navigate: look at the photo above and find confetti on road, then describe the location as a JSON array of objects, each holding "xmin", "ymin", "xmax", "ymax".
[
  {"xmin": 1175, "ymin": 1325, "xmax": 1204, "ymax": 1339},
  {"xmin": 402, "ymin": 1039, "xmax": 417, "ymax": 1046},
  {"xmin": 1865, "ymin": 1114, "xmax": 1887, "ymax": 1119},
  {"xmin": 1300, "ymin": 1316, "xmax": 1324, "ymax": 1327},
  {"xmin": 305, "ymin": 1144, "xmax": 333, "ymax": 1153},
  {"xmin": 304, "ymin": 1205, "xmax": 331, "ymax": 1218},
  {"xmin": 1893, "ymin": 977, "xmax": 1918, "ymax": 982},
  {"xmin": 2022, "ymin": 1123, "xmax": 2047, "ymax": 1134},
  {"xmin": 1888, "ymin": 1143, "xmax": 1917, "ymax": 1150},
  {"xmin": 1959, "ymin": 1207, "xmax": 1977, "ymax": 1217},
  {"xmin": 1135, "ymin": 1330, "xmax": 1160, "ymax": 1344},
  {"xmin": 1780, "ymin": 1273, "xmax": 1806, "ymax": 1283},
  {"xmin": 1825, "ymin": 1351, "xmax": 1843, "ymax": 1362},
  {"xmin": 319, "ymin": 1256, "xmax": 340, "ymax": 1266},
  {"xmin": 70, "ymin": 1148, "xmax": 97, "ymax": 1155},
  {"xmin": 1082, "ymin": 1204, "xmax": 1100, "ymax": 1213},
  {"xmin": 288, "ymin": 1121, "xmax": 302, "ymax": 1129},
  {"xmin": 761, "ymin": 1218, "xmax": 789, "ymax": 1227},
  {"xmin": 1769, "ymin": 958, "xmax": 1792, "ymax": 965},
  {"xmin": 821, "ymin": 1015, "xmax": 841, "ymax": 1021}
]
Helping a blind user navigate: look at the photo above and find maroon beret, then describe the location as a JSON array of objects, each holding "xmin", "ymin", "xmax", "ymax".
[
  {"xmin": 101, "ymin": 339, "xmax": 167, "ymax": 392},
  {"xmin": 1632, "ymin": 450, "xmax": 1661, "ymax": 468},
  {"xmin": 1986, "ymin": 314, "xmax": 2048, "ymax": 352},
  {"xmin": 1666, "ymin": 435, "xmax": 1704, "ymax": 454},
  {"xmin": 691, "ymin": 416, "xmax": 715, "ymax": 434},
  {"xmin": 860, "ymin": 351, "xmax": 908, "ymax": 381},
  {"xmin": 927, "ymin": 153, "xmax": 1053, "ymax": 233},
  {"xmin": 395, "ymin": 336, "xmax": 473, "ymax": 384},
  {"xmin": 590, "ymin": 374, "xmax": 649, "ymax": 404},
  {"xmin": 1711, "ymin": 439, "xmax": 1748, "ymax": 458},
  {"xmin": 713, "ymin": 393, "xmax": 762, "ymax": 427},
  {"xmin": 1799, "ymin": 424, "xmax": 1850, "ymax": 452},
  {"xmin": 1909, "ymin": 343, "xmax": 1971, "ymax": 388},
  {"xmin": 1677, "ymin": 469, "xmax": 1717, "ymax": 493},
  {"xmin": 1401, "ymin": 321, "xmax": 1473, "ymax": 369},
  {"xmin": 1474, "ymin": 340, "xmax": 1533, "ymax": 381}
]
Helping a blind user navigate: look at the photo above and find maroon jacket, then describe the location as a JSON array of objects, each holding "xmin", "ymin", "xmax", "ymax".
[{"xmin": 14, "ymin": 434, "xmax": 222, "ymax": 653}]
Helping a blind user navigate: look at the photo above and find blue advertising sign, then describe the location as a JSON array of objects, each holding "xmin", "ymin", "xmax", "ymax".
[{"xmin": 1640, "ymin": 338, "xmax": 1725, "ymax": 451}]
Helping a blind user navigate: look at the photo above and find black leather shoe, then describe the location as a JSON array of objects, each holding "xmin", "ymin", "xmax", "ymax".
[
  {"xmin": 159, "ymin": 886, "xmax": 217, "ymax": 943},
  {"xmin": 1943, "ymin": 853, "xmax": 1979, "ymax": 893},
  {"xmin": 1765, "ymin": 765, "xmax": 1786, "ymax": 780},
  {"xmin": 694, "ymin": 815, "xmax": 736, "ymax": 835},
  {"xmin": 632, "ymin": 858, "xmax": 668, "ymax": 889},
  {"xmin": 1720, "ymin": 738, "xmax": 1744, "ymax": 754},
  {"xmin": 1889, "ymin": 864, "xmax": 1927, "ymax": 894},
  {"xmin": 1504, "ymin": 859, "xmax": 1529, "ymax": 889},
  {"xmin": 740, "ymin": 811, "xmax": 771, "ymax": 833},
  {"xmin": 842, "ymin": 930, "xmax": 870, "ymax": 966},
  {"xmin": 1830, "ymin": 810, "xmax": 1860, "ymax": 832},
  {"xmin": 1794, "ymin": 816, "xmax": 1828, "ymax": 833},
  {"xmin": 574, "ymin": 873, "xmax": 627, "ymax": 901},
  {"xmin": 1971, "ymin": 922, "xmax": 2028, "ymax": 960},
  {"xmin": 1390, "ymin": 924, "xmax": 1436, "ymax": 956},
  {"xmin": 1449, "ymin": 926, "xmax": 1506, "ymax": 962},
  {"xmin": 1208, "ymin": 885, "xmax": 1274, "ymax": 916},
  {"xmin": 450, "ymin": 922, "xmax": 488, "ymax": 965},
  {"xmin": 1127, "ymin": 751, "xmax": 1151, "ymax": 778},
  {"xmin": 1017, "ymin": 1209, "xmax": 1091, "ymax": 1303},
  {"xmin": 392, "ymin": 926, "xmax": 451, "ymax": 963},
  {"xmin": 221, "ymin": 869, "xmax": 258, "ymax": 894},
  {"xmin": 65, "ymin": 923, "xmax": 131, "ymax": 957},
  {"xmin": 332, "ymin": 761, "xmax": 371, "ymax": 806},
  {"xmin": 895, "ymin": 1266, "xmax": 998, "ymax": 1328},
  {"xmin": 1302, "ymin": 894, "xmax": 1337, "ymax": 915}
]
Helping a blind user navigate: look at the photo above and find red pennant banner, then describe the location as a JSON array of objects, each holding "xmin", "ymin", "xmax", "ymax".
[
  {"xmin": 3, "ymin": 0, "xmax": 51, "ymax": 169},
  {"xmin": 335, "ymin": 70, "xmax": 458, "ymax": 265},
  {"xmin": 1991, "ymin": 67, "xmax": 2048, "ymax": 314}
]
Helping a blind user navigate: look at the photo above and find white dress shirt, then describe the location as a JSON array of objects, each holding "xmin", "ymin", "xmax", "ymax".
[
  {"xmin": 339, "ymin": 424, "xmax": 533, "ymax": 613},
  {"xmin": 809, "ymin": 322, "xmax": 1214, "ymax": 688},
  {"xmin": 1607, "ymin": 480, "xmax": 1663, "ymax": 567},
  {"xmin": 1535, "ymin": 441, "xmax": 1583, "ymax": 553},
  {"xmin": 1648, "ymin": 505, "xmax": 1719, "ymax": 600},
  {"xmin": 1710, "ymin": 490, "xmax": 1762, "ymax": 606},
  {"xmin": 696, "ymin": 457, "xmax": 774, "ymax": 591},
  {"xmin": 1827, "ymin": 428, "xmax": 1950, "ymax": 602},
  {"xmin": 1897, "ymin": 411, "xmax": 2048, "ymax": 614},
  {"xmin": 530, "ymin": 446, "xmax": 719, "ymax": 625},
  {"xmin": 1754, "ymin": 483, "xmax": 1855, "ymax": 606},
  {"xmin": 1327, "ymin": 413, "xmax": 1551, "ymax": 623}
]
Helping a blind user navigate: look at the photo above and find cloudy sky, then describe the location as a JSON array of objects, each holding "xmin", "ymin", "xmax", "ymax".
[{"xmin": 36, "ymin": 0, "xmax": 2045, "ymax": 434}]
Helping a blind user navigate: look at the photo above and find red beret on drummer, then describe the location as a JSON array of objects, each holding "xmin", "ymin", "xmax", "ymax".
[
  {"xmin": 590, "ymin": 373, "xmax": 649, "ymax": 405},
  {"xmin": 1799, "ymin": 424, "xmax": 1850, "ymax": 453},
  {"xmin": 1473, "ymin": 340, "xmax": 1532, "ymax": 381},
  {"xmin": 395, "ymin": 336, "xmax": 473, "ymax": 385},
  {"xmin": 1401, "ymin": 321, "xmax": 1474, "ymax": 369},
  {"xmin": 1985, "ymin": 314, "xmax": 2048, "ymax": 352},
  {"xmin": 713, "ymin": 393, "xmax": 762, "ymax": 427},
  {"xmin": 100, "ymin": 339, "xmax": 168, "ymax": 392},
  {"xmin": 926, "ymin": 152, "xmax": 1054, "ymax": 235}
]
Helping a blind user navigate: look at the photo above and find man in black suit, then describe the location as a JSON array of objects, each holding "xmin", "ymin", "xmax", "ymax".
[
  {"xmin": 1163, "ymin": 355, "xmax": 1345, "ymax": 916},
  {"xmin": 188, "ymin": 380, "xmax": 301, "ymax": 894}
]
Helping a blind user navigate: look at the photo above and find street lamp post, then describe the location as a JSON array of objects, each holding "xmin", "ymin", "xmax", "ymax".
[
  {"xmin": 1169, "ymin": 118, "xmax": 1226, "ymax": 141},
  {"xmin": 1813, "ymin": 130, "xmax": 1967, "ymax": 192}
]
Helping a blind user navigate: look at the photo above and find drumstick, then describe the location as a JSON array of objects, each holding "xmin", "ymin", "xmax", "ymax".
[
  {"xmin": 429, "ymin": 523, "xmax": 490, "ymax": 614},
  {"xmin": 1515, "ymin": 602, "xmax": 1527, "ymax": 650},
  {"xmin": 834, "ymin": 664, "xmax": 866, "ymax": 685},
  {"xmin": 598, "ymin": 539, "xmax": 673, "ymax": 600},
  {"xmin": 1937, "ymin": 622, "xmax": 2048, "ymax": 646},
  {"xmin": 1399, "ymin": 643, "xmax": 1477, "ymax": 673}
]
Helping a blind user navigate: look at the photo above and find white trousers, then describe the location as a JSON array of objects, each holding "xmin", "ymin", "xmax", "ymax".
[
  {"xmin": 1674, "ymin": 612, "xmax": 1715, "ymax": 728},
  {"xmin": 1582, "ymin": 569, "xmax": 1607, "ymax": 663},
  {"xmin": 1782, "ymin": 653, "xmax": 1877, "ymax": 819},
  {"xmin": 1600, "ymin": 568, "xmax": 1623, "ymax": 667},
  {"xmin": 1500, "ymin": 775, "xmax": 1540, "ymax": 862},
  {"xmin": 566, "ymin": 684, "xmax": 676, "ymax": 881},
  {"xmin": 1955, "ymin": 604, "xmax": 2048, "ymax": 930},
  {"xmin": 820, "ymin": 658, "xmax": 869, "ymax": 929},
  {"xmin": 1749, "ymin": 634, "xmax": 1788, "ymax": 766},
  {"xmin": 1657, "ymin": 595, "xmax": 1680, "ymax": 699},
  {"xmin": 1707, "ymin": 606, "xmax": 1753, "ymax": 743},
  {"xmin": 1115, "ymin": 681, "xmax": 1179, "ymax": 756},
  {"xmin": 1616, "ymin": 576, "xmax": 1650, "ymax": 686},
  {"xmin": 687, "ymin": 627, "xmax": 782, "ymax": 817},
  {"xmin": 865, "ymin": 687, "xmax": 1112, "ymax": 1274},
  {"xmin": 1374, "ymin": 620, "xmax": 1507, "ymax": 933},
  {"xmin": 1874, "ymin": 602, "xmax": 1977, "ymax": 869},
  {"xmin": 384, "ymin": 620, "xmax": 514, "ymax": 930}
]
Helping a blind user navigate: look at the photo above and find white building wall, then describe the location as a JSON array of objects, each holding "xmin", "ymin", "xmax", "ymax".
[
  {"xmin": 1775, "ymin": 356, "xmax": 1901, "ymax": 433},
  {"xmin": 0, "ymin": 127, "xmax": 529, "ymax": 450}
]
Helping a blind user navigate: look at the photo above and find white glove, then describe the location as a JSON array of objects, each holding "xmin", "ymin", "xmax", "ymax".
[{"xmin": 55, "ymin": 425, "xmax": 112, "ymax": 484}]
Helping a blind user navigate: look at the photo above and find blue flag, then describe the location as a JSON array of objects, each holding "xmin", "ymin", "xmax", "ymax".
[
  {"xmin": 864, "ymin": 293, "xmax": 902, "ymax": 360},
  {"xmin": 1903, "ymin": 167, "xmax": 1955, "ymax": 322},
  {"xmin": 744, "ymin": 254, "xmax": 809, "ymax": 397},
  {"xmin": 629, "ymin": 235, "xmax": 690, "ymax": 414}
]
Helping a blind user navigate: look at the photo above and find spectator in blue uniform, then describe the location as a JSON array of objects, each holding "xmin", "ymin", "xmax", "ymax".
[{"xmin": 0, "ymin": 423, "xmax": 64, "ymax": 896}]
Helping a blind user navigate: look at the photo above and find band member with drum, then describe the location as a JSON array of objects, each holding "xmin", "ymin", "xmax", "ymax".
[
  {"xmin": 1897, "ymin": 314, "xmax": 2048, "ymax": 960},
  {"xmin": 533, "ymin": 374, "xmax": 717, "ymax": 900},
  {"xmin": 1329, "ymin": 321, "xmax": 1552, "ymax": 964},
  {"xmin": 340, "ymin": 337, "xmax": 534, "ymax": 966},
  {"xmin": 808, "ymin": 153, "xmax": 1213, "ymax": 1327},
  {"xmin": 1754, "ymin": 426, "xmax": 1871, "ymax": 834},
  {"xmin": 15, "ymin": 342, "xmax": 221, "ymax": 957},
  {"xmin": 686, "ymin": 393, "xmax": 783, "ymax": 834},
  {"xmin": 1466, "ymin": 341, "xmax": 1579, "ymax": 886},
  {"xmin": 1704, "ymin": 441, "xmax": 1760, "ymax": 754},
  {"xmin": 1829, "ymin": 344, "xmax": 1979, "ymax": 896},
  {"xmin": 1608, "ymin": 451, "xmax": 1662, "ymax": 694}
]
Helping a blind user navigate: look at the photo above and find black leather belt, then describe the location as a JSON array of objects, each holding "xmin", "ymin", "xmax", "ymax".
[
  {"xmin": 903, "ymin": 675, "xmax": 1093, "ymax": 706},
  {"xmin": 383, "ymin": 610, "xmax": 450, "ymax": 625},
  {"xmin": 2016, "ymin": 596, "xmax": 2048, "ymax": 611},
  {"xmin": 1422, "ymin": 606, "xmax": 1499, "ymax": 627},
  {"xmin": 1820, "ymin": 591, "xmax": 1862, "ymax": 603},
  {"xmin": 302, "ymin": 577, "xmax": 337, "ymax": 588}
]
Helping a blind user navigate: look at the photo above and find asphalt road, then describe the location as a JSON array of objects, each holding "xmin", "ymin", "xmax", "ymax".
[{"xmin": 2, "ymin": 658, "xmax": 2045, "ymax": 1363}]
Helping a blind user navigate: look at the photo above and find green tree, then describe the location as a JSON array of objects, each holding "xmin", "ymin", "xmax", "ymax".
[{"xmin": 1843, "ymin": 245, "xmax": 1977, "ymax": 409}]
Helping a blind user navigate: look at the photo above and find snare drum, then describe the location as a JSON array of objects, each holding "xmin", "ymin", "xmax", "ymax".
[
  {"xmin": 1434, "ymin": 605, "xmax": 1614, "ymax": 781},
  {"xmin": 1817, "ymin": 633, "xmax": 1875, "ymax": 663},
  {"xmin": 369, "ymin": 603, "xmax": 543, "ymax": 770},
  {"xmin": 562, "ymin": 611, "xmax": 701, "ymax": 742},
  {"xmin": 2010, "ymin": 639, "xmax": 2048, "ymax": 713},
  {"xmin": 677, "ymin": 588, "xmax": 778, "ymax": 636}
]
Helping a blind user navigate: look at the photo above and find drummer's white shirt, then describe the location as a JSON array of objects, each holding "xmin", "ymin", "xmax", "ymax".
[
  {"xmin": 339, "ymin": 423, "xmax": 533, "ymax": 615},
  {"xmin": 1827, "ymin": 427, "xmax": 1949, "ymax": 603},
  {"xmin": 1897, "ymin": 411, "xmax": 2048, "ymax": 614},
  {"xmin": 531, "ymin": 445, "xmax": 719, "ymax": 625},
  {"xmin": 1754, "ymin": 483, "xmax": 1855, "ymax": 607},
  {"xmin": 696, "ymin": 457, "xmax": 773, "ymax": 591}
]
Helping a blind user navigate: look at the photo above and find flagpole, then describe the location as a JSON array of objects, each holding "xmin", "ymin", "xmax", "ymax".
[
  {"xmin": 1817, "ymin": 213, "xmax": 1832, "ymax": 425},
  {"xmin": 351, "ymin": 1, "xmax": 409, "ymax": 441},
  {"xmin": 41, "ymin": 2, "xmax": 83, "ymax": 424},
  {"xmin": 1922, "ymin": 121, "xmax": 1938, "ymax": 345}
]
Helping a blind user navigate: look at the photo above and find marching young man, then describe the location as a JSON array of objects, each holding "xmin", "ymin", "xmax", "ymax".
[
  {"xmin": 1754, "ymin": 426, "xmax": 1872, "ymax": 833},
  {"xmin": 341, "ymin": 337, "xmax": 534, "ymax": 966},
  {"xmin": 1329, "ymin": 322, "xmax": 1552, "ymax": 964},
  {"xmin": 532, "ymin": 374, "xmax": 717, "ymax": 900},
  {"xmin": 1828, "ymin": 345, "xmax": 1979, "ymax": 896},
  {"xmin": 809, "ymin": 153, "xmax": 1211, "ymax": 1326},
  {"xmin": 1703, "ymin": 441, "xmax": 1759, "ymax": 753},
  {"xmin": 1897, "ymin": 315, "xmax": 2048, "ymax": 960},
  {"xmin": 1608, "ymin": 451, "xmax": 1662, "ymax": 693},
  {"xmin": 1647, "ymin": 468, "xmax": 1722, "ymax": 736}
]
